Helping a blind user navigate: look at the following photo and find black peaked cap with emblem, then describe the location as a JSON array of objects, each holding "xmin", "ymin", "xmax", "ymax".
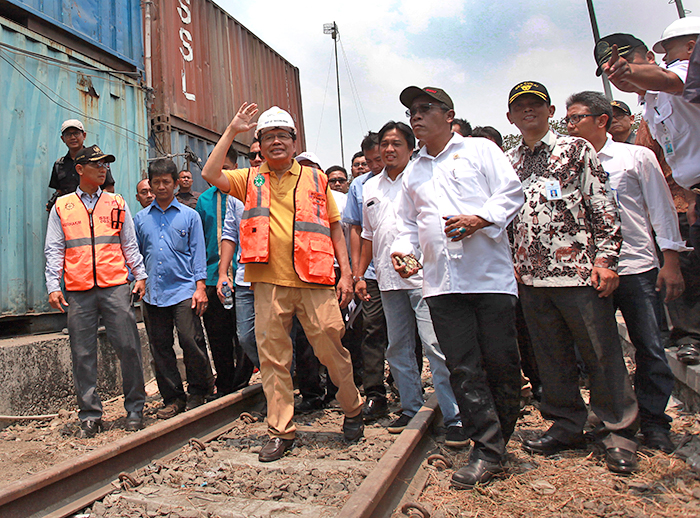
[
  {"xmin": 594, "ymin": 33, "xmax": 646, "ymax": 76},
  {"xmin": 75, "ymin": 144, "xmax": 116, "ymax": 165},
  {"xmin": 508, "ymin": 81, "xmax": 551, "ymax": 106}
]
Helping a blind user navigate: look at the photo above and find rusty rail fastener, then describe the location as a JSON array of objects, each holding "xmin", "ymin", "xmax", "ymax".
[
  {"xmin": 239, "ymin": 412, "xmax": 257, "ymax": 424},
  {"xmin": 118, "ymin": 472, "xmax": 141, "ymax": 490},
  {"xmin": 427, "ymin": 454, "xmax": 452, "ymax": 470},
  {"xmin": 400, "ymin": 501, "xmax": 430, "ymax": 518},
  {"xmin": 189, "ymin": 438, "xmax": 206, "ymax": 451}
]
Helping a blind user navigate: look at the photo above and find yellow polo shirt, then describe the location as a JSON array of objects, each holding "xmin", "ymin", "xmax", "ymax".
[{"xmin": 223, "ymin": 160, "xmax": 339, "ymax": 289}]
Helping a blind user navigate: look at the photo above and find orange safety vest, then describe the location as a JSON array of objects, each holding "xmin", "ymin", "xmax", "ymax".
[
  {"xmin": 240, "ymin": 166, "xmax": 336, "ymax": 286},
  {"xmin": 54, "ymin": 192, "xmax": 129, "ymax": 291}
]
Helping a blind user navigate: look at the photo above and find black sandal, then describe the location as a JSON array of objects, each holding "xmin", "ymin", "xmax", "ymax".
[{"xmin": 677, "ymin": 343, "xmax": 700, "ymax": 365}]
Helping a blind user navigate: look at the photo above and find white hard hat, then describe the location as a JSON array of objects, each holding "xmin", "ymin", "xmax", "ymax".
[
  {"xmin": 256, "ymin": 106, "xmax": 296, "ymax": 138},
  {"xmin": 653, "ymin": 16, "xmax": 700, "ymax": 53},
  {"xmin": 295, "ymin": 151, "xmax": 322, "ymax": 169}
]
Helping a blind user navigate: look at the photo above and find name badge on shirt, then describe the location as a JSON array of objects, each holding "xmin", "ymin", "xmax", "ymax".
[
  {"xmin": 662, "ymin": 131, "xmax": 675, "ymax": 157},
  {"xmin": 544, "ymin": 180, "xmax": 562, "ymax": 201}
]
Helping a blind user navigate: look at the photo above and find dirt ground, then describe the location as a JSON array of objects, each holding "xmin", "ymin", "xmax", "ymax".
[{"xmin": 2, "ymin": 369, "xmax": 700, "ymax": 517}]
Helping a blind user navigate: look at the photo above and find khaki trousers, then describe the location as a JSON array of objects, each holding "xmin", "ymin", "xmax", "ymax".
[{"xmin": 253, "ymin": 282, "xmax": 363, "ymax": 439}]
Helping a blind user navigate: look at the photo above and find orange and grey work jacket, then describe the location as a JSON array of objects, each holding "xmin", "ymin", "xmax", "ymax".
[
  {"xmin": 54, "ymin": 192, "xmax": 128, "ymax": 291},
  {"xmin": 240, "ymin": 166, "xmax": 336, "ymax": 286}
]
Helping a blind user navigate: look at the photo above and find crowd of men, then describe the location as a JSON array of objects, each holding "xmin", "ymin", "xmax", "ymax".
[{"xmin": 44, "ymin": 17, "xmax": 700, "ymax": 490}]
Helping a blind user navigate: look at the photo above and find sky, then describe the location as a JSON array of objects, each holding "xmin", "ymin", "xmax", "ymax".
[{"xmin": 215, "ymin": 0, "xmax": 699, "ymax": 170}]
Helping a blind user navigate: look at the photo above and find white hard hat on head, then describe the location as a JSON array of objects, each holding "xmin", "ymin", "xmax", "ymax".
[
  {"xmin": 653, "ymin": 16, "xmax": 700, "ymax": 53},
  {"xmin": 256, "ymin": 106, "xmax": 296, "ymax": 138}
]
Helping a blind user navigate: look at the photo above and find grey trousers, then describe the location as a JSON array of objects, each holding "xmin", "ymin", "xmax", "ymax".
[
  {"xmin": 519, "ymin": 285, "xmax": 639, "ymax": 451},
  {"xmin": 66, "ymin": 284, "xmax": 146, "ymax": 421}
]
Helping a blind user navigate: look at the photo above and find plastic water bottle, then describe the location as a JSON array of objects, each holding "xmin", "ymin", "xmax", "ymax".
[
  {"xmin": 221, "ymin": 281, "xmax": 233, "ymax": 310},
  {"xmin": 443, "ymin": 215, "xmax": 463, "ymax": 259}
]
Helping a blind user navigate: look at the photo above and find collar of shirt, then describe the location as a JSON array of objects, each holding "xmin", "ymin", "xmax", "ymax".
[
  {"xmin": 75, "ymin": 186, "xmax": 102, "ymax": 207},
  {"xmin": 415, "ymin": 132, "xmax": 464, "ymax": 162},
  {"xmin": 598, "ymin": 135, "xmax": 616, "ymax": 159},
  {"xmin": 148, "ymin": 196, "xmax": 182, "ymax": 214},
  {"xmin": 260, "ymin": 159, "xmax": 301, "ymax": 178}
]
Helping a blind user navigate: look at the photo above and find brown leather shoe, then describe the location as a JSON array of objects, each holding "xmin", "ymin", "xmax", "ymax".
[
  {"xmin": 451, "ymin": 458, "xmax": 503, "ymax": 489},
  {"xmin": 259, "ymin": 437, "xmax": 295, "ymax": 462},
  {"xmin": 156, "ymin": 399, "xmax": 186, "ymax": 419}
]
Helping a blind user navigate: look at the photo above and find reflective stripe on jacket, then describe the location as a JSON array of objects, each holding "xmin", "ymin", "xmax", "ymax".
[
  {"xmin": 240, "ymin": 166, "xmax": 336, "ymax": 286},
  {"xmin": 55, "ymin": 192, "xmax": 129, "ymax": 291}
]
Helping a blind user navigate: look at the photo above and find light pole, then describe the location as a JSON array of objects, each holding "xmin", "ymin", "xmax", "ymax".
[
  {"xmin": 324, "ymin": 21, "xmax": 345, "ymax": 166},
  {"xmin": 586, "ymin": 0, "xmax": 613, "ymax": 99},
  {"xmin": 673, "ymin": 0, "xmax": 687, "ymax": 18}
]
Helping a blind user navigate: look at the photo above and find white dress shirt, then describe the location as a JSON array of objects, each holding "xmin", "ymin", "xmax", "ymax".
[
  {"xmin": 643, "ymin": 59, "xmax": 700, "ymax": 189},
  {"xmin": 362, "ymin": 169, "xmax": 422, "ymax": 291},
  {"xmin": 391, "ymin": 133, "xmax": 524, "ymax": 298},
  {"xmin": 598, "ymin": 137, "xmax": 690, "ymax": 275}
]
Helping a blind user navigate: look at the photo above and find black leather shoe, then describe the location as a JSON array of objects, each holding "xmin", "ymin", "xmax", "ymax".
[
  {"xmin": 362, "ymin": 397, "xmax": 388, "ymax": 421},
  {"xmin": 522, "ymin": 433, "xmax": 586, "ymax": 456},
  {"xmin": 125, "ymin": 412, "xmax": 143, "ymax": 431},
  {"xmin": 642, "ymin": 430, "xmax": 674, "ymax": 454},
  {"xmin": 259, "ymin": 437, "xmax": 295, "ymax": 462},
  {"xmin": 78, "ymin": 419, "xmax": 104, "ymax": 439},
  {"xmin": 605, "ymin": 447, "xmax": 638, "ymax": 474},
  {"xmin": 343, "ymin": 412, "xmax": 365, "ymax": 442},
  {"xmin": 677, "ymin": 343, "xmax": 700, "ymax": 365},
  {"xmin": 451, "ymin": 458, "xmax": 503, "ymax": 489},
  {"xmin": 295, "ymin": 398, "xmax": 325, "ymax": 414}
]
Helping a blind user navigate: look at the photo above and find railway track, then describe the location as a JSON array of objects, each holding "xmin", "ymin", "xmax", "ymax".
[{"xmin": 0, "ymin": 385, "xmax": 447, "ymax": 518}]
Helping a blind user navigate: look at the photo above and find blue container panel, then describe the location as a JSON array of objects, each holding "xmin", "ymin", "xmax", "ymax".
[
  {"xmin": 0, "ymin": 19, "xmax": 149, "ymax": 316},
  {"xmin": 5, "ymin": 0, "xmax": 143, "ymax": 68}
]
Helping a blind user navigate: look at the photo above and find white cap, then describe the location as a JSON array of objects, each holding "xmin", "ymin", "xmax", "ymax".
[
  {"xmin": 653, "ymin": 16, "xmax": 700, "ymax": 53},
  {"xmin": 61, "ymin": 119, "xmax": 85, "ymax": 133},
  {"xmin": 295, "ymin": 151, "xmax": 322, "ymax": 169},
  {"xmin": 255, "ymin": 106, "xmax": 296, "ymax": 138}
]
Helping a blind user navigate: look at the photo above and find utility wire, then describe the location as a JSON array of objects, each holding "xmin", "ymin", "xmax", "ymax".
[
  {"xmin": 314, "ymin": 46, "xmax": 336, "ymax": 151},
  {"xmin": 0, "ymin": 48, "xmax": 149, "ymax": 148},
  {"xmin": 339, "ymin": 38, "xmax": 369, "ymax": 133}
]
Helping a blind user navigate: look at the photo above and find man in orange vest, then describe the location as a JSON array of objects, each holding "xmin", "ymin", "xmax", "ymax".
[
  {"xmin": 202, "ymin": 104, "xmax": 364, "ymax": 463},
  {"xmin": 44, "ymin": 145, "xmax": 148, "ymax": 438}
]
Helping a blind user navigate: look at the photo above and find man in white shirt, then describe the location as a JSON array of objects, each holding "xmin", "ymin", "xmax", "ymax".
[
  {"xmin": 599, "ymin": 25, "xmax": 700, "ymax": 364},
  {"xmin": 391, "ymin": 86, "xmax": 524, "ymax": 489},
  {"xmin": 355, "ymin": 121, "xmax": 464, "ymax": 445},
  {"xmin": 566, "ymin": 90, "xmax": 689, "ymax": 454}
]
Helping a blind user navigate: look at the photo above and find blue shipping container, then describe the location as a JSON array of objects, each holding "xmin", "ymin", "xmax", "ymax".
[
  {"xmin": 0, "ymin": 17, "xmax": 149, "ymax": 316},
  {"xmin": 4, "ymin": 0, "xmax": 143, "ymax": 69}
]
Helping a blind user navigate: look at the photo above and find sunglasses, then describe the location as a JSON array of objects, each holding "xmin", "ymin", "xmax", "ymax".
[{"xmin": 247, "ymin": 151, "xmax": 263, "ymax": 160}]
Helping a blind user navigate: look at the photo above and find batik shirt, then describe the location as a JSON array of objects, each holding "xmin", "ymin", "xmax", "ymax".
[{"xmin": 507, "ymin": 130, "xmax": 622, "ymax": 287}]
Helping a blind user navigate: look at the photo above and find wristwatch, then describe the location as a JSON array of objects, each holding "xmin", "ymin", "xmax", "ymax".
[{"xmin": 352, "ymin": 275, "xmax": 365, "ymax": 283}]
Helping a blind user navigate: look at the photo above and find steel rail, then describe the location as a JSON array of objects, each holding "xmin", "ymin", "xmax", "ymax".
[
  {"xmin": 0, "ymin": 384, "xmax": 264, "ymax": 518},
  {"xmin": 338, "ymin": 394, "xmax": 439, "ymax": 518}
]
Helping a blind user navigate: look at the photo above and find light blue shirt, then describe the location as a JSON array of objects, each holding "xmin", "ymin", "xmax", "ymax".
[
  {"xmin": 342, "ymin": 172, "xmax": 377, "ymax": 280},
  {"xmin": 133, "ymin": 196, "xmax": 207, "ymax": 307},
  {"xmin": 45, "ymin": 187, "xmax": 146, "ymax": 294},
  {"xmin": 222, "ymin": 196, "xmax": 248, "ymax": 287}
]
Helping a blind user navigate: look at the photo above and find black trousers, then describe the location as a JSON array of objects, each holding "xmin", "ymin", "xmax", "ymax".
[
  {"xmin": 361, "ymin": 279, "xmax": 389, "ymax": 398},
  {"xmin": 203, "ymin": 286, "xmax": 254, "ymax": 395},
  {"xmin": 519, "ymin": 285, "xmax": 638, "ymax": 449},
  {"xmin": 142, "ymin": 300, "xmax": 214, "ymax": 405},
  {"xmin": 427, "ymin": 293, "xmax": 521, "ymax": 463}
]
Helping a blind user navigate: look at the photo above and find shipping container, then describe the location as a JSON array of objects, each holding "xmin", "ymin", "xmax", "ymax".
[
  {"xmin": 0, "ymin": 17, "xmax": 149, "ymax": 324},
  {"xmin": 1, "ymin": 0, "xmax": 144, "ymax": 70},
  {"xmin": 148, "ymin": 0, "xmax": 305, "ymax": 156}
]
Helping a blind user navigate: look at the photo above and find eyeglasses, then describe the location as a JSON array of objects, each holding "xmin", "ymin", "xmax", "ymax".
[
  {"xmin": 84, "ymin": 160, "xmax": 108, "ymax": 169},
  {"xmin": 564, "ymin": 113, "xmax": 602, "ymax": 125},
  {"xmin": 328, "ymin": 178, "xmax": 347, "ymax": 184},
  {"xmin": 247, "ymin": 151, "xmax": 262, "ymax": 160},
  {"xmin": 352, "ymin": 162, "xmax": 368, "ymax": 169},
  {"xmin": 611, "ymin": 112, "xmax": 632, "ymax": 120},
  {"xmin": 405, "ymin": 103, "xmax": 447, "ymax": 118},
  {"xmin": 261, "ymin": 132, "xmax": 293, "ymax": 144}
]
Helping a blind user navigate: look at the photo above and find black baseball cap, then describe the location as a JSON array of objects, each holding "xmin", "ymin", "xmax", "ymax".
[
  {"xmin": 508, "ymin": 81, "xmax": 551, "ymax": 106},
  {"xmin": 400, "ymin": 86, "xmax": 454, "ymax": 110},
  {"xmin": 610, "ymin": 100, "xmax": 632, "ymax": 115},
  {"xmin": 75, "ymin": 144, "xmax": 116, "ymax": 165},
  {"xmin": 594, "ymin": 33, "xmax": 646, "ymax": 76}
]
